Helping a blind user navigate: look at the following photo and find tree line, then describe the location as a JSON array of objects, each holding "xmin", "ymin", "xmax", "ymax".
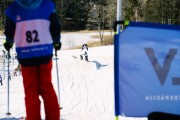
[
  {"xmin": 123, "ymin": 0, "xmax": 180, "ymax": 25},
  {"xmin": 0, "ymin": 0, "xmax": 180, "ymax": 32}
]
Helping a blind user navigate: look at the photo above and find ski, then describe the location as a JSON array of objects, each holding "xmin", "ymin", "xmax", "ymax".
[
  {"xmin": 72, "ymin": 55, "xmax": 78, "ymax": 59},
  {"xmin": 72, "ymin": 55, "xmax": 89, "ymax": 62}
]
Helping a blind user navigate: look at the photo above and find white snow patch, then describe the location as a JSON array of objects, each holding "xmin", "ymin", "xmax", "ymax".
[{"xmin": 0, "ymin": 33, "xmax": 147, "ymax": 120}]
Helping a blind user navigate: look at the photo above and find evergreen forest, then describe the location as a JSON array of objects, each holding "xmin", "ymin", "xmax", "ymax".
[{"xmin": 0, "ymin": 0, "xmax": 180, "ymax": 31}]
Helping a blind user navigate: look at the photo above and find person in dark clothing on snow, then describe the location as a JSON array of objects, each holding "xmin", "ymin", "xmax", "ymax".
[
  {"xmin": 80, "ymin": 44, "xmax": 88, "ymax": 61},
  {"xmin": 4, "ymin": 0, "xmax": 61, "ymax": 119}
]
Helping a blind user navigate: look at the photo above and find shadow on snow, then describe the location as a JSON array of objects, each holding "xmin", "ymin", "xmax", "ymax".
[{"xmin": 89, "ymin": 60, "xmax": 108, "ymax": 70}]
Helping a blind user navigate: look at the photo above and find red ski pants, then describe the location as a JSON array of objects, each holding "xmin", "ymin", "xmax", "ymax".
[{"xmin": 21, "ymin": 60, "xmax": 60, "ymax": 120}]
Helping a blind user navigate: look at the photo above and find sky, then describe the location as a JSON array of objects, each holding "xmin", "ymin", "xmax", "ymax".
[{"xmin": 0, "ymin": 34, "xmax": 147, "ymax": 120}]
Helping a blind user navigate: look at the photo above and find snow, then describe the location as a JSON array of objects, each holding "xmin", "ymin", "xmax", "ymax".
[
  {"xmin": 0, "ymin": 34, "xmax": 147, "ymax": 120},
  {"xmin": 61, "ymin": 31, "xmax": 111, "ymax": 49}
]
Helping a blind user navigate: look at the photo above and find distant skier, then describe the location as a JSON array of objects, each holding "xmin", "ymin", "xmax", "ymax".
[
  {"xmin": 8, "ymin": 72, "xmax": 11, "ymax": 81},
  {"xmin": 2, "ymin": 50, "xmax": 5, "ymax": 57},
  {"xmin": 13, "ymin": 70, "xmax": 17, "ymax": 77},
  {"xmin": 14, "ymin": 63, "xmax": 21, "ymax": 76},
  {"xmin": 0, "ymin": 75, "xmax": 2, "ymax": 86},
  {"xmin": 80, "ymin": 44, "xmax": 88, "ymax": 61}
]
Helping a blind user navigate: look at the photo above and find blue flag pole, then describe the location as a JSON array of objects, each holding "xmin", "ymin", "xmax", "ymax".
[
  {"xmin": 114, "ymin": 25, "xmax": 121, "ymax": 119},
  {"xmin": 114, "ymin": 0, "xmax": 122, "ymax": 120}
]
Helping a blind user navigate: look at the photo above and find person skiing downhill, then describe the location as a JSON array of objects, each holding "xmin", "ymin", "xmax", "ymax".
[
  {"xmin": 80, "ymin": 44, "xmax": 88, "ymax": 61},
  {"xmin": 4, "ymin": 0, "xmax": 61, "ymax": 120}
]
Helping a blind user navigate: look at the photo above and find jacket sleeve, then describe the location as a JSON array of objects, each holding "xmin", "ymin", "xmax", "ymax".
[
  {"xmin": 4, "ymin": 15, "xmax": 15, "ymax": 45},
  {"xmin": 49, "ymin": 12, "xmax": 61, "ymax": 44}
]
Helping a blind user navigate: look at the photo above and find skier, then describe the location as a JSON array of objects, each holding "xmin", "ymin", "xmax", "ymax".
[
  {"xmin": 4, "ymin": 0, "xmax": 61, "ymax": 120},
  {"xmin": 0, "ymin": 75, "xmax": 2, "ymax": 86},
  {"xmin": 2, "ymin": 50, "xmax": 5, "ymax": 57},
  {"xmin": 8, "ymin": 72, "xmax": 11, "ymax": 81},
  {"xmin": 80, "ymin": 44, "xmax": 89, "ymax": 61},
  {"xmin": 13, "ymin": 70, "xmax": 17, "ymax": 77},
  {"xmin": 13, "ymin": 64, "xmax": 19, "ymax": 77}
]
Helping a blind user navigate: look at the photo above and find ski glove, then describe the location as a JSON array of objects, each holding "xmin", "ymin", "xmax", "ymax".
[
  {"xmin": 4, "ymin": 42, "xmax": 13, "ymax": 51},
  {"xmin": 53, "ymin": 42, "xmax": 61, "ymax": 51}
]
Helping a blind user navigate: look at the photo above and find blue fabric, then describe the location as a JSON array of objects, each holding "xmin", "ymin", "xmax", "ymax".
[
  {"xmin": 5, "ymin": 0, "xmax": 55, "ymax": 64},
  {"xmin": 114, "ymin": 22, "xmax": 180, "ymax": 117},
  {"xmin": 16, "ymin": 44, "xmax": 53, "ymax": 59},
  {"xmin": 15, "ymin": 0, "xmax": 43, "ymax": 9},
  {"xmin": 114, "ymin": 28, "xmax": 121, "ymax": 117},
  {"xmin": 6, "ymin": 0, "xmax": 54, "ymax": 22}
]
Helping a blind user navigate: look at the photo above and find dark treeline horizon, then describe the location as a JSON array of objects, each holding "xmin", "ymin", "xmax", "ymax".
[{"xmin": 0, "ymin": 0, "xmax": 180, "ymax": 32}]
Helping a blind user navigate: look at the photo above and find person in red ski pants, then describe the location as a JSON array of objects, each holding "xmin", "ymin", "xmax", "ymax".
[
  {"xmin": 4, "ymin": 0, "xmax": 61, "ymax": 119},
  {"xmin": 21, "ymin": 61, "xmax": 59, "ymax": 120}
]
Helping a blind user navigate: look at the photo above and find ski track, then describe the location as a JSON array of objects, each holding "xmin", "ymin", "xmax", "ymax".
[
  {"xmin": 0, "ymin": 45, "xmax": 147, "ymax": 120},
  {"xmin": 52, "ymin": 47, "xmax": 116, "ymax": 120}
]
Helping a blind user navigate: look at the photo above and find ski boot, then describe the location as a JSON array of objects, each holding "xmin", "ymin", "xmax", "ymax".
[{"xmin": 85, "ymin": 56, "xmax": 88, "ymax": 62}]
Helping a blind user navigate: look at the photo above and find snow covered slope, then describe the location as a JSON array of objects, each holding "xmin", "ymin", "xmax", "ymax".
[
  {"xmin": 0, "ymin": 44, "xmax": 147, "ymax": 120},
  {"xmin": 0, "ymin": 45, "xmax": 114, "ymax": 120}
]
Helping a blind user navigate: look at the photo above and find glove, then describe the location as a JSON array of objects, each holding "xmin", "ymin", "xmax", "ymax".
[
  {"xmin": 4, "ymin": 42, "xmax": 13, "ymax": 51},
  {"xmin": 53, "ymin": 42, "xmax": 61, "ymax": 51}
]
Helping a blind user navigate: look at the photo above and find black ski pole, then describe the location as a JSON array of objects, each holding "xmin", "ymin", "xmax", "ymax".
[
  {"xmin": 6, "ymin": 50, "xmax": 11, "ymax": 115},
  {"xmin": 55, "ymin": 50, "xmax": 61, "ymax": 109}
]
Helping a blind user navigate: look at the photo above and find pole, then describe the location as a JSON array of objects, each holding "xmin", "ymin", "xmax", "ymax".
[
  {"xmin": 6, "ymin": 50, "xmax": 11, "ymax": 115},
  {"xmin": 3, "ymin": 50, "xmax": 5, "ymax": 80},
  {"xmin": 117, "ymin": 0, "xmax": 122, "ymax": 31},
  {"xmin": 115, "ymin": 0, "xmax": 122, "ymax": 120},
  {"xmin": 117, "ymin": 0, "xmax": 122, "ymax": 21},
  {"xmin": 55, "ymin": 50, "xmax": 61, "ymax": 109}
]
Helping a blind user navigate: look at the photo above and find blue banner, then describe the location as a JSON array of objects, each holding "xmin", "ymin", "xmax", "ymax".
[
  {"xmin": 16, "ymin": 44, "xmax": 53, "ymax": 59},
  {"xmin": 114, "ymin": 22, "xmax": 180, "ymax": 117}
]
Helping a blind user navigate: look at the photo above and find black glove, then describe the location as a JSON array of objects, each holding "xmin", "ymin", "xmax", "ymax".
[
  {"xmin": 4, "ymin": 42, "xmax": 13, "ymax": 51},
  {"xmin": 53, "ymin": 42, "xmax": 61, "ymax": 51}
]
